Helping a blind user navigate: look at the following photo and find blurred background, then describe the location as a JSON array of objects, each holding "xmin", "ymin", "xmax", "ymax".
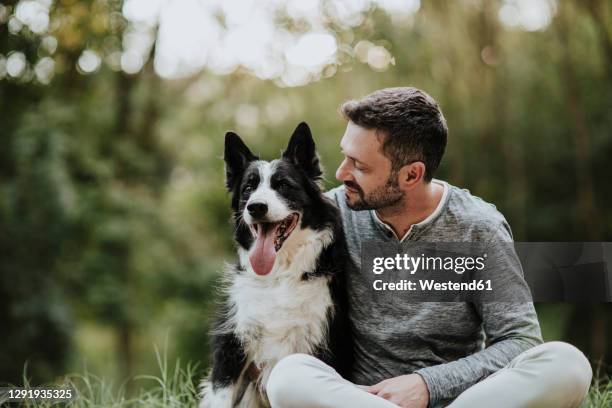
[{"xmin": 1, "ymin": 0, "xmax": 611, "ymax": 392}]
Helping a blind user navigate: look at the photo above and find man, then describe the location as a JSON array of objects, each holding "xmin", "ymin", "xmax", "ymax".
[{"xmin": 265, "ymin": 87, "xmax": 592, "ymax": 408}]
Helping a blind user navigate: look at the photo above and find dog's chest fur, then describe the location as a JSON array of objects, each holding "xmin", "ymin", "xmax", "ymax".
[{"xmin": 227, "ymin": 228, "xmax": 334, "ymax": 384}]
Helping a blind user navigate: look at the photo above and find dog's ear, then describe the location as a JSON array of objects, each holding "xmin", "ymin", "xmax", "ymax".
[
  {"xmin": 224, "ymin": 132, "xmax": 258, "ymax": 190},
  {"xmin": 282, "ymin": 122, "xmax": 322, "ymax": 180}
]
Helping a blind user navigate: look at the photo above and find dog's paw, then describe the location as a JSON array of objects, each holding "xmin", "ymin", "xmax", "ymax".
[{"xmin": 199, "ymin": 380, "xmax": 232, "ymax": 408}]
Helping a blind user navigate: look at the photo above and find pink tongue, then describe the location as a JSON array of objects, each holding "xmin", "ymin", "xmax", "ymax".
[{"xmin": 249, "ymin": 226, "xmax": 277, "ymax": 275}]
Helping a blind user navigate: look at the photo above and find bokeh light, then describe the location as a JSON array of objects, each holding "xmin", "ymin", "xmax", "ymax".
[
  {"xmin": 499, "ymin": 0, "xmax": 557, "ymax": 32},
  {"xmin": 1, "ymin": 0, "xmax": 560, "ymax": 86},
  {"xmin": 7, "ymin": 51, "xmax": 27, "ymax": 78},
  {"xmin": 77, "ymin": 50, "xmax": 102, "ymax": 74},
  {"xmin": 34, "ymin": 56, "xmax": 54, "ymax": 84},
  {"xmin": 15, "ymin": 0, "xmax": 51, "ymax": 34}
]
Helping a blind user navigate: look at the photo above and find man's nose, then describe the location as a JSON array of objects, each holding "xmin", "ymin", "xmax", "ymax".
[
  {"xmin": 247, "ymin": 202, "xmax": 268, "ymax": 218},
  {"xmin": 335, "ymin": 158, "xmax": 350, "ymax": 181}
]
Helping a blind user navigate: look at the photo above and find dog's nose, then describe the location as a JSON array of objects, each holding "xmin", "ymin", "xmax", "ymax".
[{"xmin": 247, "ymin": 202, "xmax": 268, "ymax": 218}]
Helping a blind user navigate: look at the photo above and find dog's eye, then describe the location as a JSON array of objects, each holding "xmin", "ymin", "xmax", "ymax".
[
  {"xmin": 243, "ymin": 185, "xmax": 253, "ymax": 194},
  {"xmin": 277, "ymin": 181, "xmax": 290, "ymax": 190}
]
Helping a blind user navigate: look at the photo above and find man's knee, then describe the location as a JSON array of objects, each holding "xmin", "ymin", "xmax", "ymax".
[
  {"xmin": 267, "ymin": 353, "xmax": 327, "ymax": 407},
  {"xmin": 535, "ymin": 341, "xmax": 593, "ymax": 401}
]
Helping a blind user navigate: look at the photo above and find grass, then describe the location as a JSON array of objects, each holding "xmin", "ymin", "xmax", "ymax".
[
  {"xmin": 2, "ymin": 345, "xmax": 203, "ymax": 407},
  {"xmin": 582, "ymin": 373, "xmax": 612, "ymax": 408},
  {"xmin": 3, "ymin": 351, "xmax": 611, "ymax": 407}
]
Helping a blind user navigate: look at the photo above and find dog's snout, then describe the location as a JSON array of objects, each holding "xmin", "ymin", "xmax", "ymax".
[{"xmin": 247, "ymin": 202, "xmax": 268, "ymax": 218}]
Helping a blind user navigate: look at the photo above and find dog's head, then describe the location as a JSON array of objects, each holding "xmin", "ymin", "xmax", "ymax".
[{"xmin": 224, "ymin": 122, "xmax": 327, "ymax": 276}]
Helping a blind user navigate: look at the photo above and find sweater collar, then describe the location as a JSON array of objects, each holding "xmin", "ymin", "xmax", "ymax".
[{"xmin": 370, "ymin": 179, "xmax": 450, "ymax": 242}]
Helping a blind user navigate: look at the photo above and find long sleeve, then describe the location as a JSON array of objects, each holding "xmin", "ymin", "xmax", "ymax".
[{"xmin": 414, "ymin": 223, "xmax": 543, "ymax": 405}]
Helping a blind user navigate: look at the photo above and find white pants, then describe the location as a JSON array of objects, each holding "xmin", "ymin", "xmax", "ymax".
[{"xmin": 266, "ymin": 342, "xmax": 592, "ymax": 408}]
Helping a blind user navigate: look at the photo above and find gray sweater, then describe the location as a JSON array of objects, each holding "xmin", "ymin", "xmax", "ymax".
[{"xmin": 325, "ymin": 180, "xmax": 543, "ymax": 406}]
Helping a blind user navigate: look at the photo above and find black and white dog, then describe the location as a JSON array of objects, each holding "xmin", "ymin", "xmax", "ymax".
[{"xmin": 199, "ymin": 123, "xmax": 353, "ymax": 407}]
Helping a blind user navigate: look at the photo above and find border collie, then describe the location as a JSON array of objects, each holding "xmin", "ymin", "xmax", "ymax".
[{"xmin": 199, "ymin": 123, "xmax": 352, "ymax": 407}]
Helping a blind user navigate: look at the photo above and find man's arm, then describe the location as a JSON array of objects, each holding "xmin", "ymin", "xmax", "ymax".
[
  {"xmin": 414, "ymin": 222, "xmax": 543, "ymax": 405},
  {"xmin": 414, "ymin": 304, "xmax": 542, "ymax": 404}
]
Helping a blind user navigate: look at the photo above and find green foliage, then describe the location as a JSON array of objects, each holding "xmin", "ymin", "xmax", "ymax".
[
  {"xmin": 0, "ymin": 106, "xmax": 76, "ymax": 383},
  {"xmin": 1, "ymin": 0, "xmax": 611, "ymax": 388}
]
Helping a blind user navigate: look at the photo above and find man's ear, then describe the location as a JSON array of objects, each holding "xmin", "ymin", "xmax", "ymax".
[
  {"xmin": 282, "ymin": 122, "xmax": 322, "ymax": 180},
  {"xmin": 224, "ymin": 132, "xmax": 258, "ymax": 190},
  {"xmin": 397, "ymin": 161, "xmax": 426, "ymax": 190}
]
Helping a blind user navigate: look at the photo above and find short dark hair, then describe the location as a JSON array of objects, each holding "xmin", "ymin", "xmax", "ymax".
[{"xmin": 340, "ymin": 87, "xmax": 447, "ymax": 182}]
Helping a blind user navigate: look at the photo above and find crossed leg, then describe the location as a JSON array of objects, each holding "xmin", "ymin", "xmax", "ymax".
[{"xmin": 266, "ymin": 341, "xmax": 592, "ymax": 408}]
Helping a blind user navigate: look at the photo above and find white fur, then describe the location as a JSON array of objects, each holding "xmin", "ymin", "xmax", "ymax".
[
  {"xmin": 207, "ymin": 224, "xmax": 335, "ymax": 407},
  {"xmin": 233, "ymin": 225, "xmax": 334, "ymax": 384},
  {"xmin": 200, "ymin": 380, "xmax": 261, "ymax": 408},
  {"xmin": 199, "ymin": 381, "xmax": 230, "ymax": 408},
  {"xmin": 243, "ymin": 160, "xmax": 290, "ymax": 225}
]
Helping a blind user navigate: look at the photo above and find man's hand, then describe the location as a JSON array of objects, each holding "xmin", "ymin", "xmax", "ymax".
[{"xmin": 366, "ymin": 374, "xmax": 429, "ymax": 408}]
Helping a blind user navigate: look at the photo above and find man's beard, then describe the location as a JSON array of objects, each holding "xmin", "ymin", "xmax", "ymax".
[{"xmin": 344, "ymin": 173, "xmax": 404, "ymax": 211}]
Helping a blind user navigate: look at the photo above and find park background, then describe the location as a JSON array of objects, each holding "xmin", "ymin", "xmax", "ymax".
[{"xmin": 1, "ymin": 0, "xmax": 612, "ymax": 403}]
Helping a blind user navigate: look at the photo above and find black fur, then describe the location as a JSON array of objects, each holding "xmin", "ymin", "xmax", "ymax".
[
  {"xmin": 211, "ymin": 327, "xmax": 248, "ymax": 389},
  {"xmin": 305, "ymin": 214, "xmax": 354, "ymax": 376},
  {"xmin": 224, "ymin": 132, "xmax": 259, "ymax": 250},
  {"xmin": 282, "ymin": 122, "xmax": 323, "ymax": 181},
  {"xmin": 224, "ymin": 131, "xmax": 259, "ymax": 191}
]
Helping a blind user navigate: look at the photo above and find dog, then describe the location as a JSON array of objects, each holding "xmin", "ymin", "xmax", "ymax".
[{"xmin": 199, "ymin": 122, "xmax": 353, "ymax": 407}]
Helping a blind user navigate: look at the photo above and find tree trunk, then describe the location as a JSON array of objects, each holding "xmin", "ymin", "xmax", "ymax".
[{"xmin": 555, "ymin": 2, "xmax": 601, "ymax": 240}]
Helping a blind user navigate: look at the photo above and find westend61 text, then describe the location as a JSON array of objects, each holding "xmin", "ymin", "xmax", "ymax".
[{"xmin": 373, "ymin": 279, "xmax": 493, "ymax": 291}]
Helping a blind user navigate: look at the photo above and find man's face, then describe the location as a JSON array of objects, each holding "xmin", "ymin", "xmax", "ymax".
[{"xmin": 335, "ymin": 121, "xmax": 403, "ymax": 210}]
